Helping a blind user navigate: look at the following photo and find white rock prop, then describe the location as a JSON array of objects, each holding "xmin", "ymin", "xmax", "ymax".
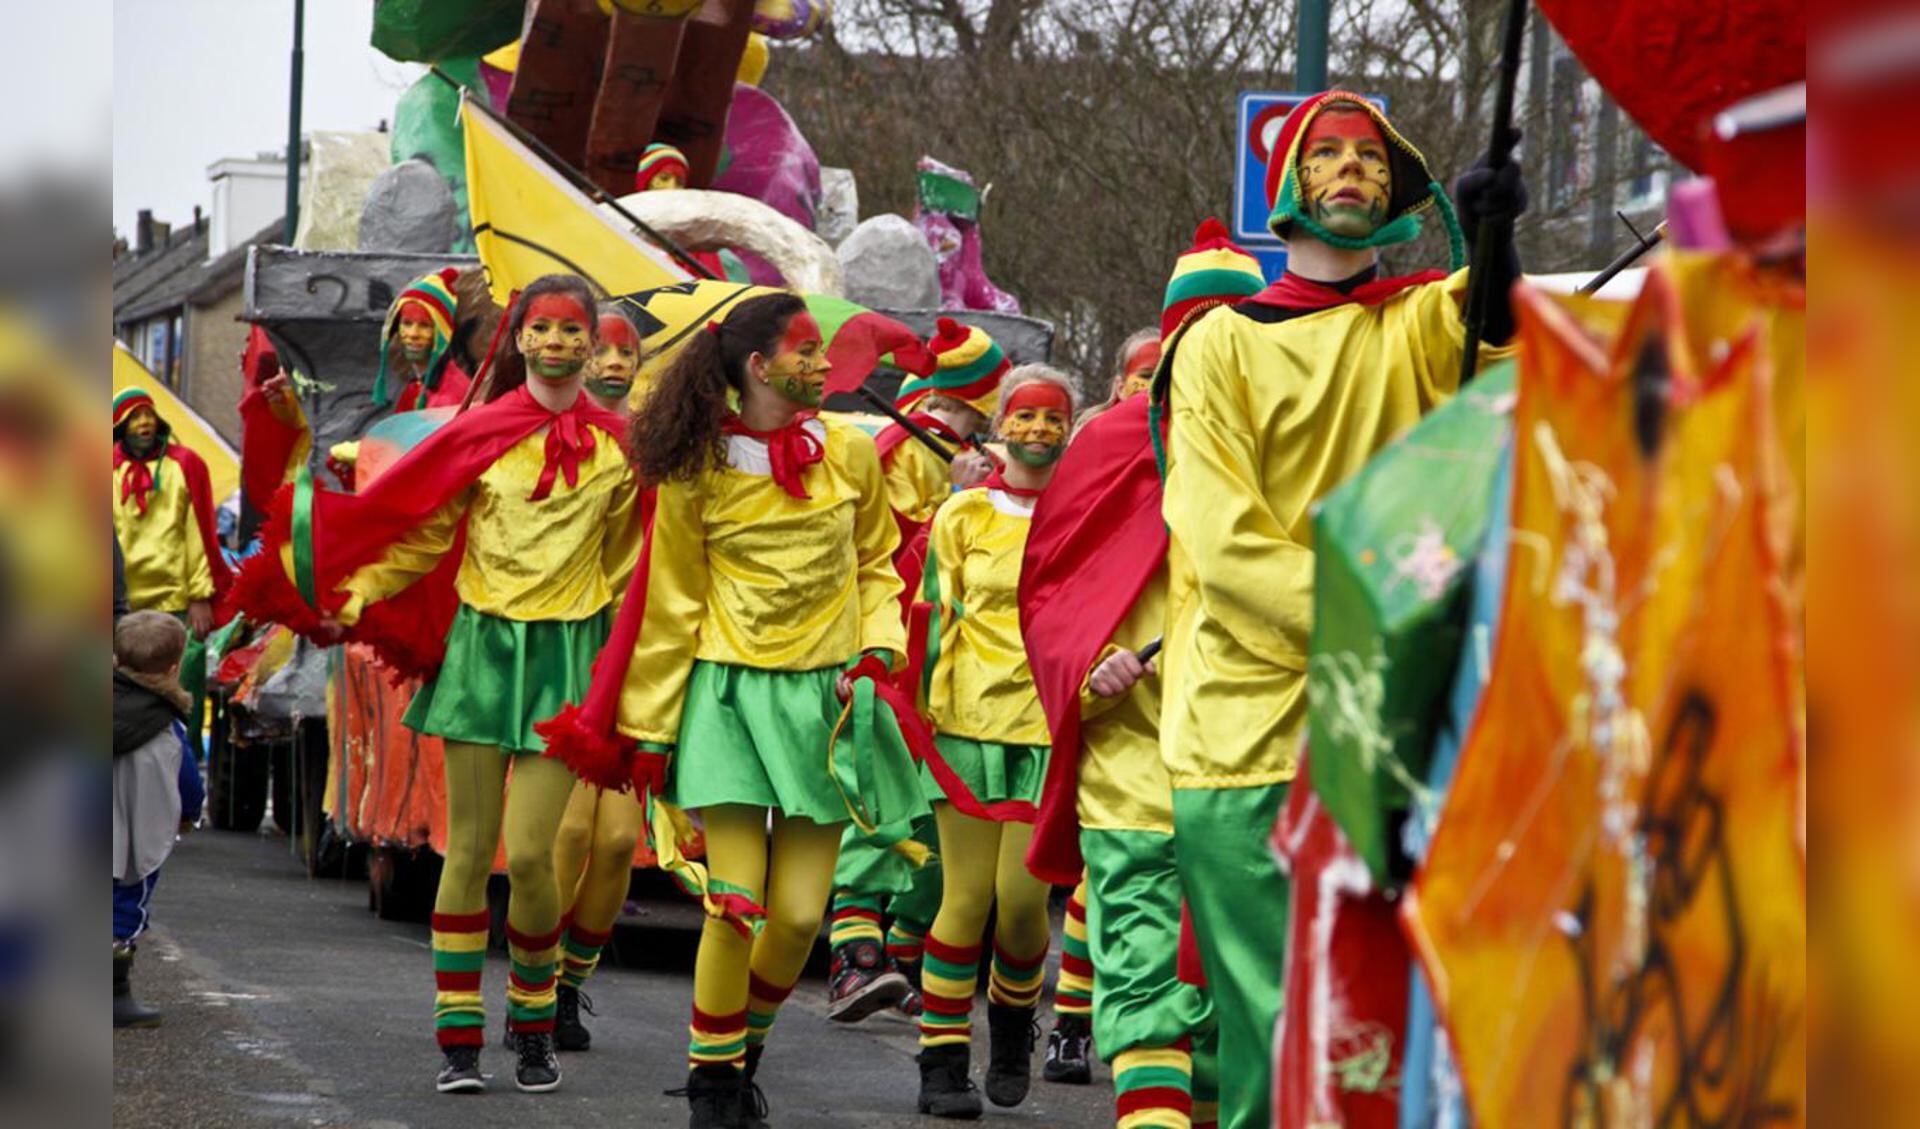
[
  {"xmin": 603, "ymin": 188, "xmax": 842, "ymax": 296},
  {"xmin": 816, "ymin": 167, "xmax": 860, "ymax": 247},
  {"xmin": 837, "ymin": 214, "xmax": 940, "ymax": 310}
]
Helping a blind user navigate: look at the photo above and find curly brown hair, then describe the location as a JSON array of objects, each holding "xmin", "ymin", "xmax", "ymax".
[
  {"xmin": 485, "ymin": 273, "xmax": 601, "ymax": 403},
  {"xmin": 629, "ymin": 291, "xmax": 808, "ymax": 486}
]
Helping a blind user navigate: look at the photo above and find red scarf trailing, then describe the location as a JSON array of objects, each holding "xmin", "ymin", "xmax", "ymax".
[
  {"xmin": 1020, "ymin": 394, "xmax": 1169, "ymax": 883},
  {"xmin": 226, "ymin": 384, "xmax": 625, "ymax": 679},
  {"xmin": 721, "ymin": 411, "xmax": 825, "ymax": 499},
  {"xmin": 114, "ymin": 437, "xmax": 234, "ymax": 604},
  {"xmin": 1246, "ymin": 269, "xmax": 1448, "ymax": 314}
]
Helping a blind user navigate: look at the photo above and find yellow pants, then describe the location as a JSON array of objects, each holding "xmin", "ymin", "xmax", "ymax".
[
  {"xmin": 430, "ymin": 742, "xmax": 579, "ymax": 1044},
  {"xmin": 918, "ymin": 804, "xmax": 1054, "ymax": 1047},
  {"xmin": 552, "ymin": 781, "xmax": 647, "ymax": 987},
  {"xmin": 687, "ymin": 804, "xmax": 842, "ymax": 1069}
]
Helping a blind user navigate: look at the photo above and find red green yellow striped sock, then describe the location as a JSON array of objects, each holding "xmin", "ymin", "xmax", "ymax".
[
  {"xmin": 828, "ymin": 892, "xmax": 885, "ymax": 948},
  {"xmin": 745, "ymin": 970, "xmax": 796, "ymax": 1048},
  {"xmin": 431, "ymin": 909, "xmax": 490, "ymax": 1049},
  {"xmin": 987, "ymin": 938, "xmax": 1047, "ymax": 1009},
  {"xmin": 1055, "ymin": 883, "xmax": 1094, "ymax": 1018},
  {"xmin": 917, "ymin": 934, "xmax": 980, "ymax": 1047},
  {"xmin": 506, "ymin": 922, "xmax": 563, "ymax": 1033},
  {"xmin": 885, "ymin": 917, "xmax": 928, "ymax": 965},
  {"xmin": 559, "ymin": 916, "xmax": 613, "ymax": 989},
  {"xmin": 1113, "ymin": 1041, "xmax": 1195, "ymax": 1129},
  {"xmin": 688, "ymin": 1004, "xmax": 748, "ymax": 1070}
]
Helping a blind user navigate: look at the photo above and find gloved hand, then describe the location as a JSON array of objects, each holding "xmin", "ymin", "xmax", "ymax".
[
  {"xmin": 1453, "ymin": 143, "xmax": 1531, "ymax": 243},
  {"xmin": 632, "ymin": 743, "xmax": 673, "ymax": 800}
]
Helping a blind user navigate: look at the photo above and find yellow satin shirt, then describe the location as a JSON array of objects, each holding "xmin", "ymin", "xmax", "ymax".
[
  {"xmin": 1160, "ymin": 268, "xmax": 1513, "ymax": 788},
  {"xmin": 113, "ymin": 455, "xmax": 212, "ymax": 613},
  {"xmin": 615, "ymin": 417, "xmax": 904, "ymax": 745},
  {"xmin": 884, "ymin": 437, "xmax": 951, "ymax": 527},
  {"xmin": 339, "ymin": 424, "xmax": 641, "ymax": 624},
  {"xmin": 1076, "ymin": 571, "xmax": 1172, "ymax": 833},
  {"xmin": 925, "ymin": 486, "xmax": 1048, "ymax": 745}
]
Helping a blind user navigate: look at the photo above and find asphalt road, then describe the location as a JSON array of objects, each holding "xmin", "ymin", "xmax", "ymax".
[{"xmin": 113, "ymin": 828, "xmax": 1114, "ymax": 1128}]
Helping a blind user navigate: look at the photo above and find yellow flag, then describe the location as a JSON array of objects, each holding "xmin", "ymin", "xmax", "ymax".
[{"xmin": 461, "ymin": 99, "xmax": 689, "ymax": 306}]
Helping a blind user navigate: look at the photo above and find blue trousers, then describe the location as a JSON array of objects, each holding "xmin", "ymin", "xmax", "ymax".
[{"xmin": 113, "ymin": 872, "xmax": 160, "ymax": 945}]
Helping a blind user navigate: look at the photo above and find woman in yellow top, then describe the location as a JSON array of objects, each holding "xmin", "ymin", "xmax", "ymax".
[
  {"xmin": 548, "ymin": 299, "xmax": 650, "ymax": 1053},
  {"xmin": 325, "ymin": 275, "xmax": 643, "ymax": 1097},
  {"xmin": 913, "ymin": 364, "xmax": 1080, "ymax": 1119},
  {"xmin": 613, "ymin": 291, "xmax": 909, "ymax": 1128}
]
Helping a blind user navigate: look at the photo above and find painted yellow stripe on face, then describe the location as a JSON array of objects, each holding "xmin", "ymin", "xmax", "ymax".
[
  {"xmin": 1112, "ymin": 1046, "xmax": 1195, "ymax": 1074},
  {"xmin": 432, "ymin": 931, "xmax": 492, "ymax": 954}
]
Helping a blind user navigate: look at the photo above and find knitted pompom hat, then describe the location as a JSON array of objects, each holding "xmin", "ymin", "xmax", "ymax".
[
  {"xmin": 1160, "ymin": 217, "xmax": 1267, "ymax": 339},
  {"xmin": 894, "ymin": 316, "xmax": 1010, "ymax": 415},
  {"xmin": 372, "ymin": 267, "xmax": 460, "ymax": 409},
  {"xmin": 1263, "ymin": 91, "xmax": 1465, "ymax": 269},
  {"xmin": 635, "ymin": 143, "xmax": 692, "ymax": 192}
]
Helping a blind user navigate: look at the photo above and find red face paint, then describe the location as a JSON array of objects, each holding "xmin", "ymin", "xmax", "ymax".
[
  {"xmin": 1123, "ymin": 338, "xmax": 1162, "ymax": 378},
  {"xmin": 397, "ymin": 301, "xmax": 436, "ymax": 329},
  {"xmin": 1003, "ymin": 380, "xmax": 1073, "ymax": 416},
  {"xmin": 523, "ymin": 291, "xmax": 593, "ymax": 330},
  {"xmin": 778, "ymin": 310, "xmax": 823, "ymax": 355},
  {"xmin": 597, "ymin": 312, "xmax": 640, "ymax": 350}
]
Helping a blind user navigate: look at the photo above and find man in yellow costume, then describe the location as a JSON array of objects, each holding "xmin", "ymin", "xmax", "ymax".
[{"xmin": 1156, "ymin": 91, "xmax": 1525, "ymax": 1128}]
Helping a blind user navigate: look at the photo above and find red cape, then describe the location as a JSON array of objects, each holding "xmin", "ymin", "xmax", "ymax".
[
  {"xmin": 228, "ymin": 384, "xmax": 626, "ymax": 679},
  {"xmin": 1020, "ymin": 394, "xmax": 1169, "ymax": 884},
  {"xmin": 115, "ymin": 439, "xmax": 235, "ymax": 606}
]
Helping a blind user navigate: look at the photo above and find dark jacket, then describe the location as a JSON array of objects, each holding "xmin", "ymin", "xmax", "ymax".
[{"xmin": 113, "ymin": 670, "xmax": 184, "ymax": 759}]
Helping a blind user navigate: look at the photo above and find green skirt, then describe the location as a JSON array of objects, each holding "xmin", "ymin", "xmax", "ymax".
[
  {"xmin": 403, "ymin": 605, "xmax": 608, "ymax": 755},
  {"xmin": 921, "ymin": 733, "xmax": 1050, "ymax": 808},
  {"xmin": 669, "ymin": 661, "xmax": 852, "ymax": 824}
]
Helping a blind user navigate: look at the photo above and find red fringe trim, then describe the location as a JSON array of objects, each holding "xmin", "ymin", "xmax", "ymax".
[
  {"xmin": 354, "ymin": 599, "xmax": 449, "ymax": 684},
  {"xmin": 536, "ymin": 702, "xmax": 636, "ymax": 792}
]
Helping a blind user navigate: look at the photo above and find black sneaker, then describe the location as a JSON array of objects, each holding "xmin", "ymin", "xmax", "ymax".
[
  {"xmin": 825, "ymin": 940, "xmax": 910, "ymax": 1024},
  {"xmin": 554, "ymin": 984, "xmax": 593, "ymax": 1052},
  {"xmin": 512, "ymin": 1031, "xmax": 561, "ymax": 1093},
  {"xmin": 888, "ymin": 958, "xmax": 924, "ymax": 1022},
  {"xmin": 915, "ymin": 1043, "xmax": 983, "ymax": 1120},
  {"xmin": 670, "ymin": 1064, "xmax": 745, "ymax": 1129},
  {"xmin": 1042, "ymin": 1014, "xmax": 1093, "ymax": 1084},
  {"xmin": 435, "ymin": 1046, "xmax": 485, "ymax": 1094},
  {"xmin": 984, "ymin": 1002, "xmax": 1039, "ymax": 1107}
]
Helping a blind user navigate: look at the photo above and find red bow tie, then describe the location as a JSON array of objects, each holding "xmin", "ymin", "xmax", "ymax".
[
  {"xmin": 722, "ymin": 413, "xmax": 826, "ymax": 499},
  {"xmin": 528, "ymin": 411, "xmax": 599, "ymax": 502}
]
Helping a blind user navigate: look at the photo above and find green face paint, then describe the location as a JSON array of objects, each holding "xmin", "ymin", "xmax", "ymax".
[
  {"xmin": 1006, "ymin": 441, "xmax": 1065, "ymax": 468},
  {"xmin": 585, "ymin": 377, "xmax": 631, "ymax": 401},
  {"xmin": 770, "ymin": 369, "xmax": 824, "ymax": 408}
]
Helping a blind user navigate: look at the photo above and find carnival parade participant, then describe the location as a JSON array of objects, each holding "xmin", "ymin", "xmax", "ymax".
[
  {"xmin": 372, "ymin": 267, "xmax": 471, "ymax": 412},
  {"xmin": 550, "ymin": 291, "xmax": 911, "ymax": 1128},
  {"xmin": 1101, "ymin": 328, "xmax": 1162, "ymax": 409},
  {"xmin": 1156, "ymin": 92, "xmax": 1524, "ymax": 1127},
  {"xmin": 232, "ymin": 273, "xmax": 640, "ymax": 1096},
  {"xmin": 822, "ymin": 317, "xmax": 1006, "ymax": 1026},
  {"xmin": 112, "ymin": 386, "xmax": 232, "ymax": 757},
  {"xmin": 1023, "ymin": 218, "xmax": 1267, "ymax": 1127},
  {"xmin": 913, "ymin": 364, "xmax": 1080, "ymax": 1119},
  {"xmin": 545, "ymin": 298, "xmax": 651, "ymax": 1053}
]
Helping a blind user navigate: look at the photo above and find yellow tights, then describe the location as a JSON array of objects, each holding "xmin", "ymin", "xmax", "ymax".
[
  {"xmin": 552, "ymin": 781, "xmax": 646, "ymax": 987},
  {"xmin": 918, "ymin": 804, "xmax": 1054, "ymax": 1047},
  {"xmin": 687, "ymin": 805, "xmax": 842, "ymax": 1068},
  {"xmin": 430, "ymin": 742, "xmax": 579, "ymax": 1041}
]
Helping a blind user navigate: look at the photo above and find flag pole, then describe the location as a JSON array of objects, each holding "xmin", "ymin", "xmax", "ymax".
[
  {"xmin": 855, "ymin": 386, "xmax": 958, "ymax": 463},
  {"xmin": 435, "ymin": 68, "xmax": 719, "ymax": 281},
  {"xmin": 1457, "ymin": 0, "xmax": 1530, "ymax": 386}
]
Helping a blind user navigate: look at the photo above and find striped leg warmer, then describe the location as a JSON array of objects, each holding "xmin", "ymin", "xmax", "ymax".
[
  {"xmin": 1055, "ymin": 882, "xmax": 1095, "ymax": 1018},
  {"xmin": 987, "ymin": 938, "xmax": 1047, "ymax": 1010},
  {"xmin": 918, "ymin": 934, "xmax": 981, "ymax": 1047},
  {"xmin": 745, "ymin": 970, "xmax": 797, "ymax": 1049},
  {"xmin": 505, "ymin": 922, "xmax": 563, "ymax": 1034},
  {"xmin": 1114, "ymin": 1040, "xmax": 1196, "ymax": 1129},
  {"xmin": 688, "ymin": 1004, "xmax": 748, "ymax": 1071},
  {"xmin": 828, "ymin": 892, "xmax": 885, "ymax": 948},
  {"xmin": 431, "ymin": 910, "xmax": 490, "ymax": 1049},
  {"xmin": 886, "ymin": 916, "xmax": 929, "ymax": 967},
  {"xmin": 559, "ymin": 915, "xmax": 614, "ymax": 990}
]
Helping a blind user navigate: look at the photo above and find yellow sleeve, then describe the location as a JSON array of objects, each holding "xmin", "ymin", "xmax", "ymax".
[
  {"xmin": 923, "ymin": 499, "xmax": 966, "ymax": 705},
  {"xmin": 847, "ymin": 429, "xmax": 906, "ymax": 662},
  {"xmin": 599, "ymin": 466, "xmax": 646, "ymax": 593},
  {"xmin": 336, "ymin": 491, "xmax": 468, "ymax": 625},
  {"xmin": 614, "ymin": 477, "xmax": 709, "ymax": 745},
  {"xmin": 1165, "ymin": 324, "xmax": 1313, "ymax": 669},
  {"xmin": 1077, "ymin": 643, "xmax": 1127, "ymax": 720},
  {"xmin": 183, "ymin": 493, "xmax": 214, "ymax": 602},
  {"xmin": 884, "ymin": 442, "xmax": 945, "ymax": 527},
  {"xmin": 1404, "ymin": 268, "xmax": 1521, "ymax": 406}
]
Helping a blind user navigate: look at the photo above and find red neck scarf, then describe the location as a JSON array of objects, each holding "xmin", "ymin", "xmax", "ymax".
[
  {"xmin": 982, "ymin": 467, "xmax": 1045, "ymax": 499},
  {"xmin": 721, "ymin": 412, "xmax": 825, "ymax": 499},
  {"xmin": 530, "ymin": 409, "xmax": 599, "ymax": 501},
  {"xmin": 116, "ymin": 442, "xmax": 158, "ymax": 513},
  {"xmin": 1248, "ymin": 268, "xmax": 1448, "ymax": 313}
]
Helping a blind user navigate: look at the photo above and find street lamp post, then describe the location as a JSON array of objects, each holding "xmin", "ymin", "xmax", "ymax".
[{"xmin": 284, "ymin": 0, "xmax": 305, "ymax": 245}]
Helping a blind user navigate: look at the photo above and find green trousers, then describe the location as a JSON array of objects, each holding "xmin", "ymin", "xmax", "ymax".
[
  {"xmin": 1171, "ymin": 783, "xmax": 1290, "ymax": 1129},
  {"xmin": 1081, "ymin": 828, "xmax": 1211, "ymax": 1053}
]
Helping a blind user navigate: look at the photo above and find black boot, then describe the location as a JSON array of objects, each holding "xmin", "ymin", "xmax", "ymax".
[
  {"xmin": 738, "ymin": 1045, "xmax": 770, "ymax": 1129},
  {"xmin": 112, "ymin": 946, "xmax": 161, "ymax": 1029},
  {"xmin": 674, "ymin": 1064, "xmax": 745, "ymax": 1129},
  {"xmin": 984, "ymin": 1002, "xmax": 1038, "ymax": 1107},
  {"xmin": 554, "ymin": 984, "xmax": 593, "ymax": 1052},
  {"xmin": 916, "ymin": 1043, "xmax": 983, "ymax": 1119},
  {"xmin": 1042, "ymin": 1013, "xmax": 1093, "ymax": 1084}
]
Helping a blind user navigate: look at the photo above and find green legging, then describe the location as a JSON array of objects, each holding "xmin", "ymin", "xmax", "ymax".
[{"xmin": 1171, "ymin": 783, "xmax": 1290, "ymax": 1129}]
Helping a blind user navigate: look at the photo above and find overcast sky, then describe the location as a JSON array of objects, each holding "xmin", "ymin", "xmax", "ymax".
[{"xmin": 112, "ymin": 0, "xmax": 423, "ymax": 238}]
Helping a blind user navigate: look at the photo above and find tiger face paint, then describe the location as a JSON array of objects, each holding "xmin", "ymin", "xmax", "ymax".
[
  {"xmin": 998, "ymin": 380, "xmax": 1072, "ymax": 467},
  {"xmin": 1298, "ymin": 107, "xmax": 1392, "ymax": 239},
  {"xmin": 394, "ymin": 301, "xmax": 437, "ymax": 364},
  {"xmin": 517, "ymin": 292, "xmax": 594, "ymax": 383},
  {"xmin": 759, "ymin": 310, "xmax": 829, "ymax": 408}
]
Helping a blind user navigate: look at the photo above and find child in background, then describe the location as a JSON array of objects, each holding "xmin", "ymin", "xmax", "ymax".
[{"xmin": 111, "ymin": 610, "xmax": 204, "ymax": 1028}]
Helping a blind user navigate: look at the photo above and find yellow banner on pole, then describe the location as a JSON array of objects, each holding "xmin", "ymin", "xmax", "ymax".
[{"xmin": 461, "ymin": 98, "xmax": 689, "ymax": 306}]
